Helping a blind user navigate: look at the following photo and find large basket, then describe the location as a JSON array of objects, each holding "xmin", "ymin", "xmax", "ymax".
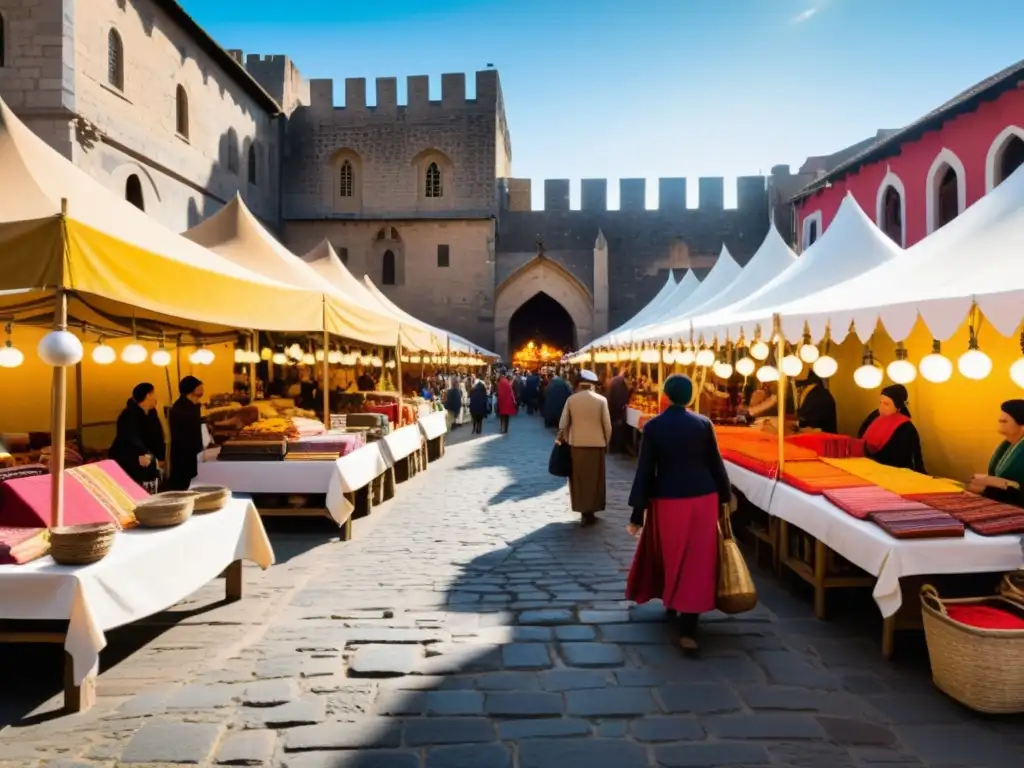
[
  {"xmin": 1000, "ymin": 571, "xmax": 1024, "ymax": 605},
  {"xmin": 920, "ymin": 584, "xmax": 1024, "ymax": 714},
  {"xmin": 134, "ymin": 492, "xmax": 195, "ymax": 528},
  {"xmin": 189, "ymin": 485, "xmax": 232, "ymax": 513},
  {"xmin": 50, "ymin": 522, "xmax": 117, "ymax": 565}
]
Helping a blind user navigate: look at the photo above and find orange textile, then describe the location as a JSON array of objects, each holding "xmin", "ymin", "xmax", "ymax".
[{"xmin": 780, "ymin": 460, "xmax": 874, "ymax": 496}]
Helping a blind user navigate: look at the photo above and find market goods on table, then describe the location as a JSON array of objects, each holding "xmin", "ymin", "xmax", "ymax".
[
  {"xmin": 779, "ymin": 460, "xmax": 874, "ymax": 494},
  {"xmin": 786, "ymin": 432, "xmax": 865, "ymax": 459},
  {"xmin": 0, "ymin": 526, "xmax": 49, "ymax": 564},
  {"xmin": 190, "ymin": 485, "xmax": 232, "ymax": 513},
  {"xmin": 49, "ymin": 522, "xmax": 117, "ymax": 565},
  {"xmin": 870, "ymin": 508, "xmax": 965, "ymax": 539},
  {"xmin": 822, "ymin": 458, "xmax": 964, "ymax": 495},
  {"xmin": 823, "ymin": 486, "xmax": 935, "ymax": 520},
  {"xmin": 240, "ymin": 418, "xmax": 300, "ymax": 441},
  {"xmin": 133, "ymin": 492, "xmax": 195, "ymax": 528}
]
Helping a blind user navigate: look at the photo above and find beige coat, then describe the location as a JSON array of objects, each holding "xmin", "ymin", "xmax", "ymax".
[{"xmin": 559, "ymin": 388, "xmax": 612, "ymax": 448}]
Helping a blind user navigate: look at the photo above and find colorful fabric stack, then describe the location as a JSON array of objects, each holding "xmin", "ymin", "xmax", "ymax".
[
  {"xmin": 822, "ymin": 458, "xmax": 964, "ymax": 496},
  {"xmin": 291, "ymin": 417, "xmax": 327, "ymax": 439},
  {"xmin": 779, "ymin": 460, "xmax": 874, "ymax": 495},
  {"xmin": 823, "ymin": 486, "xmax": 934, "ymax": 520},
  {"xmin": 786, "ymin": 432, "xmax": 866, "ymax": 459},
  {"xmin": 869, "ymin": 508, "xmax": 965, "ymax": 539},
  {"xmin": 0, "ymin": 526, "xmax": 50, "ymax": 565},
  {"xmin": 905, "ymin": 491, "xmax": 1024, "ymax": 536},
  {"xmin": 363, "ymin": 402, "xmax": 399, "ymax": 425},
  {"xmin": 287, "ymin": 433, "xmax": 365, "ymax": 458}
]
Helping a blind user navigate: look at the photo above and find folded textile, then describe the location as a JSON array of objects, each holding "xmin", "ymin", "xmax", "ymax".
[
  {"xmin": 721, "ymin": 450, "xmax": 776, "ymax": 478},
  {"xmin": 0, "ymin": 526, "xmax": 50, "ymax": 564},
  {"xmin": 824, "ymin": 487, "xmax": 932, "ymax": 520},
  {"xmin": 822, "ymin": 458, "xmax": 963, "ymax": 495},
  {"xmin": 0, "ymin": 464, "xmax": 48, "ymax": 485},
  {"xmin": 284, "ymin": 453, "xmax": 339, "ymax": 462},
  {"xmin": 946, "ymin": 604, "xmax": 1024, "ymax": 630},
  {"xmin": 870, "ymin": 508, "xmax": 965, "ymax": 539},
  {"xmin": 969, "ymin": 514, "xmax": 1024, "ymax": 537},
  {"xmin": 780, "ymin": 460, "xmax": 873, "ymax": 495},
  {"xmin": 787, "ymin": 432, "xmax": 866, "ymax": 459}
]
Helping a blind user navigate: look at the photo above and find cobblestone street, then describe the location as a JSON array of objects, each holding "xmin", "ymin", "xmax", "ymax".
[{"xmin": 1, "ymin": 414, "xmax": 1022, "ymax": 768}]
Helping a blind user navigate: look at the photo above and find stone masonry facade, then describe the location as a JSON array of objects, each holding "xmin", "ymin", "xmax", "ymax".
[{"xmin": 0, "ymin": 0, "xmax": 780, "ymax": 355}]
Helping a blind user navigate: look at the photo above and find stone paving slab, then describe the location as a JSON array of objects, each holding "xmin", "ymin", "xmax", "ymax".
[{"xmin": 0, "ymin": 415, "xmax": 1021, "ymax": 767}]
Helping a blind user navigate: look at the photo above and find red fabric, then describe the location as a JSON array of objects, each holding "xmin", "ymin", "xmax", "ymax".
[
  {"xmin": 862, "ymin": 413, "xmax": 910, "ymax": 454},
  {"xmin": 946, "ymin": 605, "xmax": 1024, "ymax": 630},
  {"xmin": 626, "ymin": 494, "xmax": 719, "ymax": 614},
  {"xmin": 496, "ymin": 378, "xmax": 517, "ymax": 417},
  {"xmin": 364, "ymin": 403, "xmax": 398, "ymax": 425},
  {"xmin": 787, "ymin": 432, "xmax": 865, "ymax": 459}
]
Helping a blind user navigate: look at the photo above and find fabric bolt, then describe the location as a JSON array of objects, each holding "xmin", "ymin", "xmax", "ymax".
[
  {"xmin": 970, "ymin": 514, "xmax": 1024, "ymax": 536},
  {"xmin": 823, "ymin": 487, "xmax": 932, "ymax": 520},
  {"xmin": 822, "ymin": 458, "xmax": 963, "ymax": 495}
]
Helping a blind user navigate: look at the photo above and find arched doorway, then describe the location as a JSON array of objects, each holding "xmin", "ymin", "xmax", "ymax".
[
  {"xmin": 998, "ymin": 136, "xmax": 1024, "ymax": 186},
  {"xmin": 125, "ymin": 174, "xmax": 144, "ymax": 211},
  {"xmin": 507, "ymin": 292, "xmax": 576, "ymax": 368}
]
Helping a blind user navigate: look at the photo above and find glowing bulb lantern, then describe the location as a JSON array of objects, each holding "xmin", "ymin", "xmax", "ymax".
[
  {"xmin": 780, "ymin": 354, "xmax": 803, "ymax": 378},
  {"xmin": 190, "ymin": 347, "xmax": 215, "ymax": 365},
  {"xmin": 0, "ymin": 341, "xmax": 24, "ymax": 368},
  {"xmin": 37, "ymin": 330, "xmax": 83, "ymax": 367},
  {"xmin": 677, "ymin": 348, "xmax": 695, "ymax": 366},
  {"xmin": 92, "ymin": 342, "xmax": 116, "ymax": 365},
  {"xmin": 1010, "ymin": 358, "xmax": 1024, "ymax": 389},
  {"xmin": 853, "ymin": 349, "xmax": 884, "ymax": 389},
  {"xmin": 302, "ymin": 352, "xmax": 315, "ymax": 365},
  {"xmin": 798, "ymin": 340, "xmax": 820, "ymax": 364},
  {"xmin": 151, "ymin": 348, "xmax": 172, "ymax": 367},
  {"xmin": 639, "ymin": 347, "xmax": 660, "ymax": 364},
  {"xmin": 886, "ymin": 346, "xmax": 917, "ymax": 385},
  {"xmin": 750, "ymin": 340, "xmax": 770, "ymax": 361},
  {"xmin": 958, "ymin": 348, "xmax": 992, "ymax": 381},
  {"xmin": 919, "ymin": 349, "xmax": 953, "ymax": 383},
  {"xmin": 271, "ymin": 352, "xmax": 288, "ymax": 365},
  {"xmin": 328, "ymin": 350, "xmax": 342, "ymax": 364},
  {"xmin": 735, "ymin": 355, "xmax": 756, "ymax": 377},
  {"xmin": 812, "ymin": 355, "xmax": 838, "ymax": 379},
  {"xmin": 755, "ymin": 365, "xmax": 779, "ymax": 383},
  {"xmin": 121, "ymin": 342, "xmax": 148, "ymax": 364},
  {"xmin": 713, "ymin": 360, "xmax": 733, "ymax": 380},
  {"xmin": 695, "ymin": 347, "xmax": 715, "ymax": 368},
  {"xmin": 260, "ymin": 347, "xmax": 272, "ymax": 361}
]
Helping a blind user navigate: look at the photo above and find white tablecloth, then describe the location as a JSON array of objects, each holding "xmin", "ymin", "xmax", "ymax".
[
  {"xmin": 725, "ymin": 461, "xmax": 1024, "ymax": 616},
  {"xmin": 336, "ymin": 442, "xmax": 388, "ymax": 491},
  {"xmin": 380, "ymin": 424, "xmax": 423, "ymax": 464},
  {"xmin": 626, "ymin": 407, "xmax": 641, "ymax": 428},
  {"xmin": 0, "ymin": 498, "xmax": 274, "ymax": 685},
  {"xmin": 418, "ymin": 411, "xmax": 448, "ymax": 440}
]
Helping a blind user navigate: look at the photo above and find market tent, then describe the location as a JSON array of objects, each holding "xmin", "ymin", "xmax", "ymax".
[
  {"xmin": 300, "ymin": 240, "xmax": 440, "ymax": 352},
  {"xmin": 361, "ymin": 277, "xmax": 497, "ymax": 358},
  {"xmin": 0, "ymin": 96, "xmax": 325, "ymax": 334},
  {"xmin": 773, "ymin": 165, "xmax": 1024, "ymax": 343},
  {"xmin": 632, "ymin": 245, "xmax": 742, "ymax": 342},
  {"xmin": 584, "ymin": 270, "xmax": 678, "ymax": 351},
  {"xmin": 182, "ymin": 196, "xmax": 410, "ymax": 346},
  {"xmin": 640, "ymin": 225, "xmax": 797, "ymax": 343},
  {"xmin": 690, "ymin": 195, "xmax": 904, "ymax": 344}
]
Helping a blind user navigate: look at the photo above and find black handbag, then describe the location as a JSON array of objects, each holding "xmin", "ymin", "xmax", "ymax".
[{"xmin": 548, "ymin": 442, "xmax": 572, "ymax": 478}]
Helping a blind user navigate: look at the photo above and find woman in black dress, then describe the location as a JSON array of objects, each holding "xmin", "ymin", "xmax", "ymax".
[{"xmin": 857, "ymin": 384, "xmax": 925, "ymax": 473}]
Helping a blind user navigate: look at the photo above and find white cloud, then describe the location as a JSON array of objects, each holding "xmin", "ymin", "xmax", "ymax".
[{"xmin": 792, "ymin": 5, "xmax": 822, "ymax": 24}]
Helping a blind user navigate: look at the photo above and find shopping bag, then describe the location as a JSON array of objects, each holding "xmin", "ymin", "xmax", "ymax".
[
  {"xmin": 548, "ymin": 442, "xmax": 572, "ymax": 478},
  {"xmin": 716, "ymin": 505, "xmax": 757, "ymax": 614}
]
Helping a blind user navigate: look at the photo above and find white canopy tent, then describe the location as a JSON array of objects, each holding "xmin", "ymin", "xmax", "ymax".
[
  {"xmin": 631, "ymin": 245, "xmax": 742, "ymax": 342},
  {"xmin": 637, "ymin": 225, "xmax": 797, "ymax": 343},
  {"xmin": 582, "ymin": 270, "xmax": 678, "ymax": 351},
  {"xmin": 681, "ymin": 195, "xmax": 903, "ymax": 345},
  {"xmin": 773, "ymin": 165, "xmax": 1024, "ymax": 344}
]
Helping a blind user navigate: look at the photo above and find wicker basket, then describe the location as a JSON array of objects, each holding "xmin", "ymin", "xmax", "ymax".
[
  {"xmin": 134, "ymin": 492, "xmax": 195, "ymax": 528},
  {"xmin": 920, "ymin": 584, "xmax": 1024, "ymax": 714},
  {"xmin": 1000, "ymin": 571, "xmax": 1024, "ymax": 605},
  {"xmin": 50, "ymin": 522, "xmax": 117, "ymax": 565},
  {"xmin": 190, "ymin": 485, "xmax": 232, "ymax": 513}
]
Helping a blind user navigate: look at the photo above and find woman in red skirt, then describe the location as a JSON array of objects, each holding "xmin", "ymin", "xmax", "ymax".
[{"xmin": 625, "ymin": 374, "xmax": 731, "ymax": 654}]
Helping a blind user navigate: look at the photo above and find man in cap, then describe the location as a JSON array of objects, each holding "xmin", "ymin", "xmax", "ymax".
[{"xmin": 167, "ymin": 375, "xmax": 205, "ymax": 491}]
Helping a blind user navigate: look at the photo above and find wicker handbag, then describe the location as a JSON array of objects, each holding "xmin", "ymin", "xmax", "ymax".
[{"xmin": 716, "ymin": 505, "xmax": 758, "ymax": 614}]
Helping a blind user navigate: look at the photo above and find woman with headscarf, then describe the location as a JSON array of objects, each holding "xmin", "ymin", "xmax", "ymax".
[
  {"xmin": 967, "ymin": 399, "xmax": 1024, "ymax": 507},
  {"xmin": 857, "ymin": 383, "xmax": 925, "ymax": 473},
  {"xmin": 796, "ymin": 371, "xmax": 837, "ymax": 433},
  {"xmin": 496, "ymin": 374, "xmax": 518, "ymax": 434},
  {"xmin": 625, "ymin": 374, "xmax": 731, "ymax": 654},
  {"xmin": 468, "ymin": 379, "xmax": 490, "ymax": 434},
  {"xmin": 557, "ymin": 370, "xmax": 612, "ymax": 525},
  {"xmin": 444, "ymin": 377, "xmax": 463, "ymax": 431},
  {"xmin": 167, "ymin": 376, "xmax": 205, "ymax": 491},
  {"xmin": 109, "ymin": 382, "xmax": 166, "ymax": 490}
]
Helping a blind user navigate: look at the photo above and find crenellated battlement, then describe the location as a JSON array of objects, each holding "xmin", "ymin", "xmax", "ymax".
[
  {"xmin": 500, "ymin": 176, "xmax": 768, "ymax": 212},
  {"xmin": 307, "ymin": 70, "xmax": 502, "ymax": 112}
]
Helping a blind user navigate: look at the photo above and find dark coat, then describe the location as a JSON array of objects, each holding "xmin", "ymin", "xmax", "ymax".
[
  {"xmin": 608, "ymin": 375, "xmax": 630, "ymax": 422},
  {"xmin": 797, "ymin": 384, "xmax": 838, "ymax": 434},
  {"xmin": 858, "ymin": 411, "xmax": 926, "ymax": 473},
  {"xmin": 444, "ymin": 386, "xmax": 463, "ymax": 414},
  {"xmin": 168, "ymin": 396, "xmax": 204, "ymax": 490},
  {"xmin": 109, "ymin": 400, "xmax": 165, "ymax": 484},
  {"xmin": 543, "ymin": 377, "xmax": 573, "ymax": 427},
  {"xmin": 468, "ymin": 383, "xmax": 490, "ymax": 417},
  {"xmin": 628, "ymin": 406, "xmax": 731, "ymax": 525}
]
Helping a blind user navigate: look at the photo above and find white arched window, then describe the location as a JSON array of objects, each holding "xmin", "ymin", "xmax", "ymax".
[
  {"xmin": 874, "ymin": 171, "xmax": 907, "ymax": 247},
  {"xmin": 985, "ymin": 126, "xmax": 1024, "ymax": 192},
  {"xmin": 925, "ymin": 149, "xmax": 966, "ymax": 234},
  {"xmin": 801, "ymin": 210, "xmax": 823, "ymax": 251}
]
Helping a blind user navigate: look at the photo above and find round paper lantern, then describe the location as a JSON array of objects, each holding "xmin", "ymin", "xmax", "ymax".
[
  {"xmin": 1010, "ymin": 358, "xmax": 1024, "ymax": 388},
  {"xmin": 886, "ymin": 358, "xmax": 917, "ymax": 385},
  {"xmin": 190, "ymin": 347, "xmax": 215, "ymax": 365},
  {"xmin": 957, "ymin": 349, "xmax": 992, "ymax": 381},
  {"xmin": 302, "ymin": 353, "xmax": 316, "ymax": 365},
  {"xmin": 755, "ymin": 365, "xmax": 779, "ymax": 383},
  {"xmin": 919, "ymin": 352, "xmax": 953, "ymax": 383},
  {"xmin": 798, "ymin": 343, "xmax": 820, "ymax": 364},
  {"xmin": 695, "ymin": 348, "xmax": 715, "ymax": 368},
  {"xmin": 750, "ymin": 340, "xmax": 770, "ymax": 361},
  {"xmin": 712, "ymin": 361, "xmax": 733, "ymax": 380},
  {"xmin": 260, "ymin": 347, "xmax": 272, "ymax": 361},
  {"xmin": 38, "ymin": 330, "xmax": 84, "ymax": 367},
  {"xmin": 735, "ymin": 356, "xmax": 756, "ymax": 377},
  {"xmin": 853, "ymin": 364, "xmax": 884, "ymax": 389},
  {"xmin": 121, "ymin": 342, "xmax": 148, "ymax": 364},
  {"xmin": 781, "ymin": 354, "xmax": 803, "ymax": 378},
  {"xmin": 678, "ymin": 348, "xmax": 695, "ymax": 366},
  {"xmin": 812, "ymin": 355, "xmax": 838, "ymax": 379},
  {"xmin": 92, "ymin": 343, "xmax": 116, "ymax": 365},
  {"xmin": 151, "ymin": 348, "xmax": 172, "ymax": 367}
]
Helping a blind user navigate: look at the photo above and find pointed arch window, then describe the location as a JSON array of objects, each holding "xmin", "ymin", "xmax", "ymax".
[
  {"xmin": 425, "ymin": 162, "xmax": 442, "ymax": 198},
  {"xmin": 998, "ymin": 136, "xmax": 1024, "ymax": 187},
  {"xmin": 248, "ymin": 144, "xmax": 258, "ymax": 185},
  {"xmin": 881, "ymin": 186, "xmax": 903, "ymax": 244},
  {"xmin": 807, "ymin": 220, "xmax": 818, "ymax": 246},
  {"xmin": 339, "ymin": 160, "xmax": 354, "ymax": 197},
  {"xmin": 125, "ymin": 174, "xmax": 144, "ymax": 211},
  {"xmin": 0, "ymin": 13, "xmax": 7, "ymax": 68},
  {"xmin": 937, "ymin": 167, "xmax": 959, "ymax": 229},
  {"xmin": 226, "ymin": 129, "xmax": 239, "ymax": 174},
  {"xmin": 175, "ymin": 85, "xmax": 189, "ymax": 138},
  {"xmin": 382, "ymin": 250, "xmax": 396, "ymax": 286},
  {"xmin": 107, "ymin": 29, "xmax": 124, "ymax": 90}
]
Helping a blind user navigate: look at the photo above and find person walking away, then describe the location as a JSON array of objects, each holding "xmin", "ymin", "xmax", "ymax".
[
  {"xmin": 468, "ymin": 379, "xmax": 490, "ymax": 434},
  {"xmin": 557, "ymin": 370, "xmax": 612, "ymax": 525},
  {"xmin": 444, "ymin": 378, "xmax": 464, "ymax": 431},
  {"xmin": 607, "ymin": 368, "xmax": 631, "ymax": 453},
  {"xmin": 497, "ymin": 374, "xmax": 518, "ymax": 434},
  {"xmin": 109, "ymin": 382, "xmax": 166, "ymax": 492},
  {"xmin": 523, "ymin": 371, "xmax": 541, "ymax": 415},
  {"xmin": 543, "ymin": 374, "xmax": 573, "ymax": 428},
  {"xmin": 167, "ymin": 376, "xmax": 205, "ymax": 491},
  {"xmin": 625, "ymin": 375, "xmax": 731, "ymax": 654}
]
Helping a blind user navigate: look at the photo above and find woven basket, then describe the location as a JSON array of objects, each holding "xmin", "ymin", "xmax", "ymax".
[
  {"xmin": 50, "ymin": 522, "xmax": 117, "ymax": 565},
  {"xmin": 920, "ymin": 584, "xmax": 1024, "ymax": 714},
  {"xmin": 1000, "ymin": 571, "xmax": 1024, "ymax": 605},
  {"xmin": 190, "ymin": 485, "xmax": 232, "ymax": 513},
  {"xmin": 134, "ymin": 492, "xmax": 195, "ymax": 528}
]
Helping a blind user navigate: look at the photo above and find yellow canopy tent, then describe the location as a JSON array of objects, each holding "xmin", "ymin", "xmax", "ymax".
[
  {"xmin": 300, "ymin": 239, "xmax": 440, "ymax": 352},
  {"xmin": 183, "ymin": 196, "xmax": 414, "ymax": 347},
  {"xmin": 0, "ymin": 98, "xmax": 325, "ymax": 335}
]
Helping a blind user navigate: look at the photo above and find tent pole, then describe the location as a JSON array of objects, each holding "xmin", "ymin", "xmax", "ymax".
[
  {"xmin": 774, "ymin": 314, "xmax": 787, "ymax": 476},
  {"xmin": 50, "ymin": 287, "xmax": 69, "ymax": 529},
  {"xmin": 322, "ymin": 330, "xmax": 330, "ymax": 428},
  {"xmin": 249, "ymin": 330, "xmax": 258, "ymax": 402},
  {"xmin": 395, "ymin": 330, "xmax": 404, "ymax": 397}
]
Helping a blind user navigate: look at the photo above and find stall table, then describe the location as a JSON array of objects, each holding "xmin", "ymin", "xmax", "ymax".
[
  {"xmin": 418, "ymin": 412, "xmax": 448, "ymax": 462},
  {"xmin": 0, "ymin": 498, "xmax": 273, "ymax": 712},
  {"xmin": 380, "ymin": 424, "xmax": 426, "ymax": 483}
]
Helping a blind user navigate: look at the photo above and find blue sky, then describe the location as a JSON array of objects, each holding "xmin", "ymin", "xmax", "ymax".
[{"xmin": 181, "ymin": 0, "xmax": 1024, "ymax": 210}]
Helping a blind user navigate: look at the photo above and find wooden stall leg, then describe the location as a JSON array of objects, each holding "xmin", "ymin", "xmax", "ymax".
[
  {"xmin": 64, "ymin": 651, "xmax": 97, "ymax": 713},
  {"xmin": 384, "ymin": 466, "xmax": 396, "ymax": 500},
  {"xmin": 813, "ymin": 539, "xmax": 827, "ymax": 620},
  {"xmin": 355, "ymin": 485, "xmax": 373, "ymax": 518},
  {"xmin": 882, "ymin": 615, "xmax": 896, "ymax": 660},
  {"xmin": 340, "ymin": 515, "xmax": 353, "ymax": 542},
  {"xmin": 769, "ymin": 517, "xmax": 781, "ymax": 576},
  {"xmin": 225, "ymin": 560, "xmax": 244, "ymax": 602},
  {"xmin": 438, "ymin": 434, "xmax": 446, "ymax": 457}
]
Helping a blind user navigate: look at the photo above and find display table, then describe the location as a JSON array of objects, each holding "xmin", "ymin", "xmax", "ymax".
[
  {"xmin": 418, "ymin": 411, "xmax": 448, "ymax": 462},
  {"xmin": 380, "ymin": 424, "xmax": 425, "ymax": 482},
  {"xmin": 725, "ymin": 461, "xmax": 1024, "ymax": 654},
  {"xmin": 0, "ymin": 498, "xmax": 273, "ymax": 712},
  {"xmin": 626, "ymin": 407, "xmax": 641, "ymax": 428}
]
